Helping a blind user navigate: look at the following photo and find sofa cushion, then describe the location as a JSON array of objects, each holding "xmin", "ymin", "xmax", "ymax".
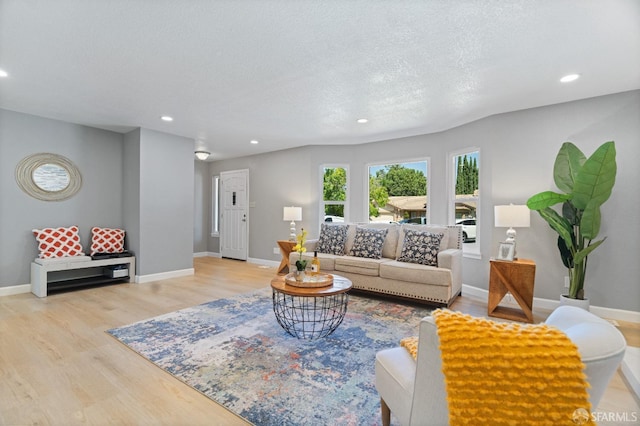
[
  {"xmin": 396, "ymin": 225, "xmax": 450, "ymax": 257},
  {"xmin": 316, "ymin": 223, "xmax": 348, "ymax": 255},
  {"xmin": 380, "ymin": 260, "xmax": 452, "ymax": 286},
  {"xmin": 294, "ymin": 251, "xmax": 338, "ymax": 272},
  {"xmin": 335, "ymin": 256, "xmax": 387, "ymax": 276},
  {"xmin": 354, "ymin": 223, "xmax": 399, "ymax": 259},
  {"xmin": 348, "ymin": 227, "xmax": 388, "ymax": 259},
  {"xmin": 397, "ymin": 230, "xmax": 444, "ymax": 266}
]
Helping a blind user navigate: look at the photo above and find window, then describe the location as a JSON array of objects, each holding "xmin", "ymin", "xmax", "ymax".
[
  {"xmin": 449, "ymin": 149, "xmax": 480, "ymax": 256},
  {"xmin": 321, "ymin": 165, "xmax": 348, "ymax": 223},
  {"xmin": 367, "ymin": 160, "xmax": 429, "ymax": 224},
  {"xmin": 211, "ymin": 175, "xmax": 220, "ymax": 237}
]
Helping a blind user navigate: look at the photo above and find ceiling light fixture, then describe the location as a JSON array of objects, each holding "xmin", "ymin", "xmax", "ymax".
[
  {"xmin": 195, "ymin": 151, "xmax": 210, "ymax": 160},
  {"xmin": 0, "ymin": 69, "xmax": 8, "ymax": 78},
  {"xmin": 161, "ymin": 115, "xmax": 174, "ymax": 122},
  {"xmin": 250, "ymin": 140, "xmax": 259, "ymax": 144},
  {"xmin": 357, "ymin": 118, "xmax": 368, "ymax": 124},
  {"xmin": 560, "ymin": 74, "xmax": 580, "ymax": 83}
]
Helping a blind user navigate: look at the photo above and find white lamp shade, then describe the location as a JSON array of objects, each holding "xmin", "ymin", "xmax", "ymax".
[
  {"xmin": 283, "ymin": 206, "xmax": 302, "ymax": 221},
  {"xmin": 494, "ymin": 205, "xmax": 530, "ymax": 228}
]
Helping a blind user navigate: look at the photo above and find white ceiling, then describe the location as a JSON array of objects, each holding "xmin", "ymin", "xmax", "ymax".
[{"xmin": 1, "ymin": 0, "xmax": 639, "ymax": 160}]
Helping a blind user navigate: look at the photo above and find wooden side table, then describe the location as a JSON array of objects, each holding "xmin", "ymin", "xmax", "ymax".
[
  {"xmin": 488, "ymin": 258, "xmax": 536, "ymax": 323},
  {"xmin": 276, "ymin": 240, "xmax": 296, "ymax": 274}
]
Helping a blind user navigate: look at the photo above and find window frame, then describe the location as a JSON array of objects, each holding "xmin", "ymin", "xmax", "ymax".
[
  {"xmin": 211, "ymin": 175, "xmax": 220, "ymax": 237},
  {"xmin": 319, "ymin": 164, "xmax": 349, "ymax": 225},
  {"xmin": 448, "ymin": 148, "xmax": 481, "ymax": 259}
]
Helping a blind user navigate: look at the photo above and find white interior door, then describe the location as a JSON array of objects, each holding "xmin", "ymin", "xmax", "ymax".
[{"xmin": 220, "ymin": 169, "xmax": 248, "ymax": 260}]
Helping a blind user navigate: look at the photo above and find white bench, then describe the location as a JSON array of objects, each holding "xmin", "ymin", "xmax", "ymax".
[{"xmin": 31, "ymin": 256, "xmax": 136, "ymax": 297}]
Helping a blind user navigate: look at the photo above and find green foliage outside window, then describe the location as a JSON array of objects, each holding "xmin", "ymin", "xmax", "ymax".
[
  {"xmin": 368, "ymin": 164, "xmax": 427, "ymax": 218},
  {"xmin": 369, "ymin": 175, "xmax": 389, "ymax": 217},
  {"xmin": 377, "ymin": 165, "xmax": 427, "ymax": 196},
  {"xmin": 455, "ymin": 155, "xmax": 478, "ymax": 196},
  {"xmin": 323, "ymin": 168, "xmax": 346, "ymax": 217}
]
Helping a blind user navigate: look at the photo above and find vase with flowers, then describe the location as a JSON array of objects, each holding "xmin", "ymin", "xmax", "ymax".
[{"xmin": 293, "ymin": 228, "xmax": 308, "ymax": 281}]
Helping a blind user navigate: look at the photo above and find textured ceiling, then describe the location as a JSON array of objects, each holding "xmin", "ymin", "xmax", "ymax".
[{"xmin": 1, "ymin": 0, "xmax": 639, "ymax": 160}]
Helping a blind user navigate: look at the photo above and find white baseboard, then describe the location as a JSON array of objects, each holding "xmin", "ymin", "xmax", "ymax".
[
  {"xmin": 247, "ymin": 257, "xmax": 279, "ymax": 268},
  {"xmin": 461, "ymin": 284, "xmax": 640, "ymax": 323},
  {"xmin": 0, "ymin": 283, "xmax": 31, "ymax": 297},
  {"xmin": 136, "ymin": 268, "xmax": 194, "ymax": 284},
  {"xmin": 194, "ymin": 251, "xmax": 220, "ymax": 258}
]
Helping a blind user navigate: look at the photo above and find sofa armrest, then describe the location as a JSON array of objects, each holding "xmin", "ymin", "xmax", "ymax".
[
  {"xmin": 288, "ymin": 239, "xmax": 319, "ymax": 267},
  {"xmin": 306, "ymin": 239, "xmax": 318, "ymax": 251},
  {"xmin": 437, "ymin": 248, "xmax": 462, "ymax": 297}
]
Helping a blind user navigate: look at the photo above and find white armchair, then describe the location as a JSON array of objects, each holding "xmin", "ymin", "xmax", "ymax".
[{"xmin": 375, "ymin": 305, "xmax": 627, "ymax": 426}]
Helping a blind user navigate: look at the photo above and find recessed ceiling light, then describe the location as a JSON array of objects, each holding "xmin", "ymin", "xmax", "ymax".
[
  {"xmin": 250, "ymin": 140, "xmax": 259, "ymax": 144},
  {"xmin": 0, "ymin": 69, "xmax": 8, "ymax": 78},
  {"xmin": 560, "ymin": 74, "xmax": 580, "ymax": 83},
  {"xmin": 160, "ymin": 115, "xmax": 173, "ymax": 122},
  {"xmin": 357, "ymin": 118, "xmax": 369, "ymax": 124}
]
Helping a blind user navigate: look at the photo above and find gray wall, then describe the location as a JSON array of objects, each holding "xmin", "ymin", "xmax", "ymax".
[
  {"xmin": 193, "ymin": 160, "xmax": 209, "ymax": 253},
  {"xmin": 207, "ymin": 90, "xmax": 640, "ymax": 311},
  {"xmin": 1, "ymin": 109, "xmax": 196, "ymax": 286},
  {"xmin": 126, "ymin": 128, "xmax": 195, "ymax": 275},
  {"xmin": 1, "ymin": 109, "xmax": 124, "ymax": 285}
]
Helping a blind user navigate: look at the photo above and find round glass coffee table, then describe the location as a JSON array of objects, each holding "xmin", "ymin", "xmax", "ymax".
[{"xmin": 270, "ymin": 274, "xmax": 352, "ymax": 340}]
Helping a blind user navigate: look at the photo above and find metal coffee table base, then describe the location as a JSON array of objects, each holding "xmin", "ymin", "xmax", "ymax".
[{"xmin": 272, "ymin": 290, "xmax": 349, "ymax": 340}]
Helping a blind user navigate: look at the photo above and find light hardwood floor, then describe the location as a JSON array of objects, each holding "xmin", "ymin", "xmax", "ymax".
[{"xmin": 1, "ymin": 257, "xmax": 638, "ymax": 425}]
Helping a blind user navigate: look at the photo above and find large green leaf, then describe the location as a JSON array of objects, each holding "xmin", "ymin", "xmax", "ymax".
[
  {"xmin": 574, "ymin": 238, "xmax": 605, "ymax": 265},
  {"xmin": 562, "ymin": 201, "xmax": 579, "ymax": 226},
  {"xmin": 557, "ymin": 235, "xmax": 573, "ymax": 268},
  {"xmin": 538, "ymin": 207, "xmax": 574, "ymax": 251},
  {"xmin": 572, "ymin": 141, "xmax": 617, "ymax": 210},
  {"xmin": 553, "ymin": 142, "xmax": 586, "ymax": 193},
  {"xmin": 527, "ymin": 191, "xmax": 571, "ymax": 210},
  {"xmin": 580, "ymin": 200, "xmax": 601, "ymax": 240}
]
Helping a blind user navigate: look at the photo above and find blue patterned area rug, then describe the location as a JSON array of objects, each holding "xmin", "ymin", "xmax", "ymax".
[{"xmin": 107, "ymin": 288, "xmax": 432, "ymax": 425}]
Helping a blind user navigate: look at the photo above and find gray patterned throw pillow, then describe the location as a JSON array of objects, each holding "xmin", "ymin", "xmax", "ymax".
[
  {"xmin": 397, "ymin": 230, "xmax": 444, "ymax": 266},
  {"xmin": 316, "ymin": 224, "xmax": 348, "ymax": 255},
  {"xmin": 349, "ymin": 227, "xmax": 388, "ymax": 259}
]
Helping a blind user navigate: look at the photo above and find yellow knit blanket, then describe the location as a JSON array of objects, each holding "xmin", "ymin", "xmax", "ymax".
[{"xmin": 403, "ymin": 309, "xmax": 595, "ymax": 426}]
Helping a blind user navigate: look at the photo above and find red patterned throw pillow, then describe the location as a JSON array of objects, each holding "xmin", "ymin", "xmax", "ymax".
[
  {"xmin": 90, "ymin": 227, "xmax": 125, "ymax": 255},
  {"xmin": 32, "ymin": 225, "xmax": 86, "ymax": 259}
]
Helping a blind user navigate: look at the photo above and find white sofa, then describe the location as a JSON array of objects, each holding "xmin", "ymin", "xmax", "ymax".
[{"xmin": 289, "ymin": 223, "xmax": 463, "ymax": 307}]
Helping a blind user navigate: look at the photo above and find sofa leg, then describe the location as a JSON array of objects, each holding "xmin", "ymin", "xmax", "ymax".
[{"xmin": 380, "ymin": 398, "xmax": 391, "ymax": 426}]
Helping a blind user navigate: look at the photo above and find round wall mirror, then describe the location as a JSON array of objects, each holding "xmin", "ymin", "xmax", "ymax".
[
  {"xmin": 15, "ymin": 153, "xmax": 82, "ymax": 201},
  {"xmin": 32, "ymin": 163, "xmax": 71, "ymax": 191}
]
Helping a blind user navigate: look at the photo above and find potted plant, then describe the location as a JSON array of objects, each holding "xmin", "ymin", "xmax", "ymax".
[
  {"xmin": 293, "ymin": 228, "xmax": 308, "ymax": 281},
  {"xmin": 526, "ymin": 141, "xmax": 616, "ymax": 305}
]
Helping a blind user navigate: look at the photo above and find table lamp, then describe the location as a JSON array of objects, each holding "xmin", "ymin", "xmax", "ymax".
[
  {"xmin": 283, "ymin": 206, "xmax": 302, "ymax": 241},
  {"xmin": 494, "ymin": 204, "xmax": 530, "ymax": 258}
]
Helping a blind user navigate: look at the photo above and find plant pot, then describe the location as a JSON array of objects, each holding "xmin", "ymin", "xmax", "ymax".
[
  {"xmin": 294, "ymin": 270, "xmax": 306, "ymax": 282},
  {"xmin": 560, "ymin": 294, "xmax": 590, "ymax": 311}
]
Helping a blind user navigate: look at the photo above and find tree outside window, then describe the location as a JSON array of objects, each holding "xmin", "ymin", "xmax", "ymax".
[
  {"xmin": 322, "ymin": 166, "xmax": 348, "ymax": 222},
  {"xmin": 452, "ymin": 150, "xmax": 480, "ymax": 251},
  {"xmin": 368, "ymin": 161, "xmax": 428, "ymax": 223}
]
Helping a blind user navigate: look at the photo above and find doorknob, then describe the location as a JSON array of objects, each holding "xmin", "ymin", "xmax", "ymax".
[{"xmin": 242, "ymin": 214, "xmax": 246, "ymax": 222}]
